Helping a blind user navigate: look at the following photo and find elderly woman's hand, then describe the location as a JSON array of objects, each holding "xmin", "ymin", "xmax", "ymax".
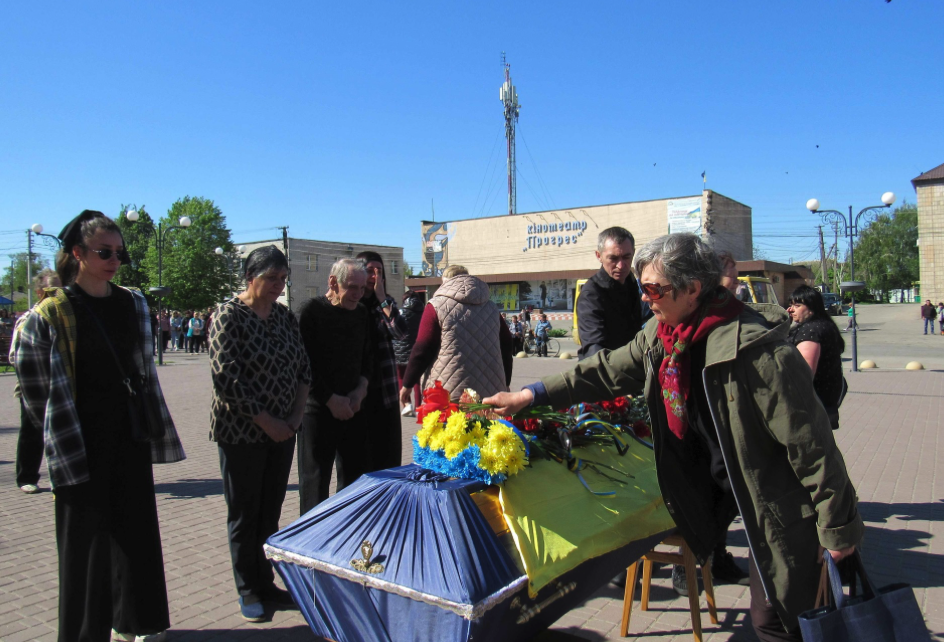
[
  {"xmin": 255, "ymin": 411, "xmax": 296, "ymax": 443},
  {"xmin": 483, "ymin": 389, "xmax": 533, "ymax": 416},
  {"xmin": 327, "ymin": 394, "xmax": 355, "ymax": 421}
]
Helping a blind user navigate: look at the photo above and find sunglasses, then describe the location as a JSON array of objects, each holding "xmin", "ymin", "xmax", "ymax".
[
  {"xmin": 640, "ymin": 282, "xmax": 674, "ymax": 300},
  {"xmin": 89, "ymin": 248, "xmax": 130, "ymax": 262}
]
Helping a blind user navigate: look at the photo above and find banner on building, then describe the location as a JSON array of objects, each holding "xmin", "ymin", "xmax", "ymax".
[
  {"xmin": 667, "ymin": 197, "xmax": 703, "ymax": 235},
  {"xmin": 488, "ymin": 283, "xmax": 519, "ymax": 311}
]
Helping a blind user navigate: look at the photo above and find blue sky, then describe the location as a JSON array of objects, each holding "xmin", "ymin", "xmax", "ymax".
[{"xmin": 1, "ymin": 1, "xmax": 941, "ymax": 270}]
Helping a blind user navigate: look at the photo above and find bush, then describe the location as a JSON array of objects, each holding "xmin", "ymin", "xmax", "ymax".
[{"xmin": 548, "ymin": 328, "xmax": 568, "ymax": 338}]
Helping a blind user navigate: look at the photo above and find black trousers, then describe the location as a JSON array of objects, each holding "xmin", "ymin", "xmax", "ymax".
[
  {"xmin": 297, "ymin": 409, "xmax": 370, "ymax": 515},
  {"xmin": 54, "ymin": 427, "xmax": 169, "ymax": 642},
  {"xmin": 218, "ymin": 438, "xmax": 295, "ymax": 602},
  {"xmin": 749, "ymin": 554, "xmax": 803, "ymax": 642},
  {"xmin": 16, "ymin": 398, "xmax": 44, "ymax": 487},
  {"xmin": 366, "ymin": 403, "xmax": 402, "ymax": 472}
]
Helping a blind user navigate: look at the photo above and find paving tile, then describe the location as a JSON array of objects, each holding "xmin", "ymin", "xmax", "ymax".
[{"xmin": 1, "ymin": 352, "xmax": 941, "ymax": 642}]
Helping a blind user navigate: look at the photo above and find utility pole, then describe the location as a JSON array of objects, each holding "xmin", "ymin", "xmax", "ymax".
[
  {"xmin": 279, "ymin": 226, "xmax": 291, "ymax": 311},
  {"xmin": 833, "ymin": 223, "xmax": 841, "ymax": 294},
  {"xmin": 818, "ymin": 225, "xmax": 827, "ymax": 289},
  {"xmin": 500, "ymin": 52, "xmax": 520, "ymax": 215},
  {"xmin": 26, "ymin": 230, "xmax": 33, "ymax": 308}
]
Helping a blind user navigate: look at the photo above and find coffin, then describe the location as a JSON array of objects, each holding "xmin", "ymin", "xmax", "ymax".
[{"xmin": 265, "ymin": 458, "xmax": 673, "ymax": 642}]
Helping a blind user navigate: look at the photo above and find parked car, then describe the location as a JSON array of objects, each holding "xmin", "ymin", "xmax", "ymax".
[{"xmin": 821, "ymin": 292, "xmax": 844, "ymax": 316}]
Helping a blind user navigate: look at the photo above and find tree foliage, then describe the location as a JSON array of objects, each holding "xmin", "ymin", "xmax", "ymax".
[
  {"xmin": 1, "ymin": 252, "xmax": 50, "ymax": 311},
  {"xmin": 854, "ymin": 202, "xmax": 918, "ymax": 302},
  {"xmin": 115, "ymin": 204, "xmax": 156, "ymax": 298},
  {"xmin": 146, "ymin": 196, "xmax": 234, "ymax": 311}
]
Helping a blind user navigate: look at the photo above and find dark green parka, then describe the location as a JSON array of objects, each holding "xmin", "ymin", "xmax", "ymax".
[{"xmin": 542, "ymin": 303, "xmax": 864, "ymax": 628}]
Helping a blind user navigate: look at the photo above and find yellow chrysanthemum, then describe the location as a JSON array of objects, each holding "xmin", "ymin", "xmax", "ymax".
[
  {"xmin": 445, "ymin": 411, "xmax": 468, "ymax": 433},
  {"xmin": 485, "ymin": 423, "xmax": 517, "ymax": 452},
  {"xmin": 417, "ymin": 410, "xmax": 444, "ymax": 450},
  {"xmin": 428, "ymin": 429, "xmax": 448, "ymax": 453},
  {"xmin": 444, "ymin": 439, "xmax": 467, "ymax": 459},
  {"xmin": 416, "ymin": 426, "xmax": 431, "ymax": 448},
  {"xmin": 502, "ymin": 447, "xmax": 528, "ymax": 476},
  {"xmin": 477, "ymin": 449, "xmax": 504, "ymax": 475},
  {"xmin": 469, "ymin": 422, "xmax": 487, "ymax": 445},
  {"xmin": 422, "ymin": 410, "xmax": 443, "ymax": 431},
  {"xmin": 443, "ymin": 421, "xmax": 471, "ymax": 460}
]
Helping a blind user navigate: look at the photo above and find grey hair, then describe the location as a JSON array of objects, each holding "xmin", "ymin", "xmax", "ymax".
[
  {"xmin": 597, "ymin": 226, "xmax": 635, "ymax": 253},
  {"xmin": 244, "ymin": 245, "xmax": 288, "ymax": 280},
  {"xmin": 330, "ymin": 257, "xmax": 367, "ymax": 285},
  {"xmin": 441, "ymin": 265, "xmax": 469, "ymax": 280},
  {"xmin": 32, "ymin": 268, "xmax": 60, "ymax": 290},
  {"xmin": 633, "ymin": 233, "xmax": 721, "ymax": 303}
]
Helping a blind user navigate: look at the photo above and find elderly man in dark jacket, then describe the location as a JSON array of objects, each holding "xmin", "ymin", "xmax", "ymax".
[{"xmin": 577, "ymin": 226, "xmax": 643, "ymax": 360}]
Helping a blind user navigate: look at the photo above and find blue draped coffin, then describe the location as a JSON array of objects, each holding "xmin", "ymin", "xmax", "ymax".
[{"xmin": 265, "ymin": 465, "xmax": 667, "ymax": 642}]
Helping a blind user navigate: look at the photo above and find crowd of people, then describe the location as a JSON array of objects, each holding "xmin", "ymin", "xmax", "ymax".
[
  {"xmin": 149, "ymin": 308, "xmax": 212, "ymax": 354},
  {"xmin": 8, "ymin": 211, "xmax": 864, "ymax": 642}
]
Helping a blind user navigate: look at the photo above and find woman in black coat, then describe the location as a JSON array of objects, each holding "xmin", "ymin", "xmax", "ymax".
[{"xmin": 393, "ymin": 290, "xmax": 424, "ymax": 414}]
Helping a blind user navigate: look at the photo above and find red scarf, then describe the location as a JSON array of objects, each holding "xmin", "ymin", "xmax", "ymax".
[{"xmin": 656, "ymin": 287, "xmax": 744, "ymax": 439}]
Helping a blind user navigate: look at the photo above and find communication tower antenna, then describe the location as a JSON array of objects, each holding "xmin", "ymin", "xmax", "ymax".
[{"xmin": 500, "ymin": 52, "xmax": 520, "ymax": 215}]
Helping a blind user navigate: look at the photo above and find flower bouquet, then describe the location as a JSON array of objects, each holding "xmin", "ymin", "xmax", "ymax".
[{"xmin": 411, "ymin": 381, "xmax": 654, "ymax": 494}]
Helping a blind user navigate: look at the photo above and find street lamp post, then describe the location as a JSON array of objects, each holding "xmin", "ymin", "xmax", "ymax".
[
  {"xmin": 806, "ymin": 192, "xmax": 896, "ymax": 372},
  {"xmin": 215, "ymin": 245, "xmax": 246, "ymax": 298},
  {"xmin": 26, "ymin": 224, "xmax": 62, "ymax": 308},
  {"xmin": 126, "ymin": 209, "xmax": 192, "ymax": 365}
]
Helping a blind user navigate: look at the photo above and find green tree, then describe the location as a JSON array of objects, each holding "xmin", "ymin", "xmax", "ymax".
[
  {"xmin": 115, "ymin": 204, "xmax": 156, "ymax": 298},
  {"xmin": 148, "ymin": 196, "xmax": 234, "ymax": 311},
  {"xmin": 854, "ymin": 202, "xmax": 918, "ymax": 302},
  {"xmin": 1, "ymin": 253, "xmax": 50, "ymax": 311}
]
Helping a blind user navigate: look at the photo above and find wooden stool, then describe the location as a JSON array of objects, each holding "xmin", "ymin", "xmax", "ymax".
[{"xmin": 620, "ymin": 534, "xmax": 718, "ymax": 641}]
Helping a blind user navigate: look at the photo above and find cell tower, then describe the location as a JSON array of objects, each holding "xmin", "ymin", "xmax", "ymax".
[{"xmin": 500, "ymin": 53, "xmax": 520, "ymax": 216}]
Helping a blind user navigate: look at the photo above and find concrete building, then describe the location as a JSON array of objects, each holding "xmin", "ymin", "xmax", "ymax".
[
  {"xmin": 406, "ymin": 190, "xmax": 753, "ymax": 311},
  {"xmin": 241, "ymin": 237, "xmax": 404, "ymax": 314},
  {"xmin": 913, "ymin": 162, "xmax": 944, "ymax": 304}
]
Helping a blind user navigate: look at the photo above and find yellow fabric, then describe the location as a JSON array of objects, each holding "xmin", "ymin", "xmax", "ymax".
[{"xmin": 499, "ymin": 440, "xmax": 674, "ymax": 597}]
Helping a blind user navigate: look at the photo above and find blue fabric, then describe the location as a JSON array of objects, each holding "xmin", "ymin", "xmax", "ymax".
[
  {"xmin": 272, "ymin": 562, "xmax": 471, "ymax": 642},
  {"xmin": 523, "ymin": 381, "xmax": 549, "ymax": 406},
  {"xmin": 267, "ymin": 465, "xmax": 521, "ymax": 607},
  {"xmin": 272, "ymin": 526, "xmax": 670, "ymax": 642}
]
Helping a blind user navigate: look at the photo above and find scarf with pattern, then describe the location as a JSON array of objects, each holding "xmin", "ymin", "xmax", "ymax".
[{"xmin": 656, "ymin": 287, "xmax": 744, "ymax": 439}]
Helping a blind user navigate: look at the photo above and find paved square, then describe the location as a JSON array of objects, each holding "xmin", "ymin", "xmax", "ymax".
[{"xmin": 1, "ymin": 326, "xmax": 942, "ymax": 641}]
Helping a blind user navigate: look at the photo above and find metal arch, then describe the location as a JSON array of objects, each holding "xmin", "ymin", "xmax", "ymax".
[{"xmin": 814, "ymin": 209, "xmax": 849, "ymax": 234}]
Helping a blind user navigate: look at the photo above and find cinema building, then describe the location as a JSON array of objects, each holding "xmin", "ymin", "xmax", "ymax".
[{"xmin": 405, "ymin": 190, "xmax": 772, "ymax": 311}]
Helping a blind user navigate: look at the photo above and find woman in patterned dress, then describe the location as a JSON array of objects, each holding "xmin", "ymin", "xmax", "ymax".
[{"xmin": 208, "ymin": 245, "xmax": 311, "ymax": 622}]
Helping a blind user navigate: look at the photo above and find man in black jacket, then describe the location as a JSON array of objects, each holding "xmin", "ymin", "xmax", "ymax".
[{"xmin": 577, "ymin": 226, "xmax": 642, "ymax": 360}]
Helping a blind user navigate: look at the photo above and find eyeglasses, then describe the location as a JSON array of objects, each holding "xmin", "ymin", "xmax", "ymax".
[
  {"xmin": 640, "ymin": 282, "xmax": 674, "ymax": 300},
  {"xmin": 89, "ymin": 248, "xmax": 130, "ymax": 262}
]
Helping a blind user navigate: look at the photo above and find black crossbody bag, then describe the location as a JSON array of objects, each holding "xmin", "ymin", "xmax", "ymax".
[{"xmin": 66, "ymin": 286, "xmax": 165, "ymax": 443}]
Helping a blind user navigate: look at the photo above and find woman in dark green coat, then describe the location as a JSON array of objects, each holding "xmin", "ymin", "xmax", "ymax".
[{"xmin": 486, "ymin": 233, "xmax": 863, "ymax": 641}]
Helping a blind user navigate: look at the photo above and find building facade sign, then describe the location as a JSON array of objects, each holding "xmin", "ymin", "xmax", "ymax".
[
  {"xmin": 666, "ymin": 197, "xmax": 703, "ymax": 235},
  {"xmin": 524, "ymin": 220, "xmax": 588, "ymax": 252}
]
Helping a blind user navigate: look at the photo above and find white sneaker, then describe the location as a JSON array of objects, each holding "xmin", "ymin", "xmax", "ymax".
[
  {"xmin": 19, "ymin": 484, "xmax": 40, "ymax": 494},
  {"xmin": 112, "ymin": 631, "xmax": 167, "ymax": 642}
]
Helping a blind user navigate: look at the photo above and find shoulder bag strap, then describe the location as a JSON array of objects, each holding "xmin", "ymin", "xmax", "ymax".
[{"xmin": 65, "ymin": 286, "xmax": 134, "ymax": 396}]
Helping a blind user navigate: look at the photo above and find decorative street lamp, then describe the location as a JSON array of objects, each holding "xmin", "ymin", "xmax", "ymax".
[
  {"xmin": 806, "ymin": 191, "xmax": 896, "ymax": 372},
  {"xmin": 126, "ymin": 209, "xmax": 192, "ymax": 365},
  {"xmin": 26, "ymin": 224, "xmax": 62, "ymax": 308},
  {"xmin": 215, "ymin": 245, "xmax": 246, "ymax": 298}
]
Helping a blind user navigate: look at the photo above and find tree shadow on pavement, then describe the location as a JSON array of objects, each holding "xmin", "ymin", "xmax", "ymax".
[{"xmin": 154, "ymin": 479, "xmax": 300, "ymax": 499}]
